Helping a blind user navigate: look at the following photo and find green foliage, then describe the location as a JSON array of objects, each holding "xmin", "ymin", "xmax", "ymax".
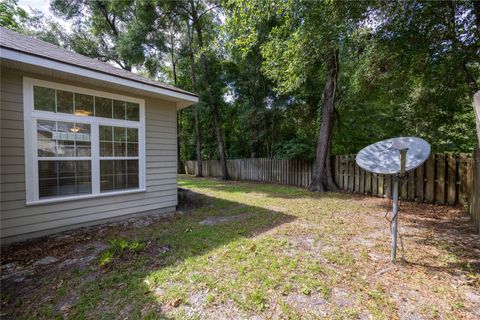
[
  {"xmin": 0, "ymin": 0, "xmax": 28, "ymax": 31},
  {"xmin": 274, "ymin": 137, "xmax": 315, "ymax": 160},
  {"xmin": 98, "ymin": 238, "xmax": 145, "ymax": 266},
  {"xmin": 4, "ymin": 0, "xmax": 478, "ymax": 160}
]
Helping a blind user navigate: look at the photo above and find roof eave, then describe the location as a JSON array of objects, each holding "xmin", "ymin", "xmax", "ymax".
[{"xmin": 0, "ymin": 47, "xmax": 199, "ymax": 107}]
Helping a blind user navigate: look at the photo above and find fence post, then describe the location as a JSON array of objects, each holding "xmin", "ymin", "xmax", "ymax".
[{"xmin": 470, "ymin": 147, "xmax": 479, "ymax": 234}]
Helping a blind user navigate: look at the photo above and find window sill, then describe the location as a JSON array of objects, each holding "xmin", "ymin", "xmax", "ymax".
[{"xmin": 26, "ymin": 188, "xmax": 147, "ymax": 206}]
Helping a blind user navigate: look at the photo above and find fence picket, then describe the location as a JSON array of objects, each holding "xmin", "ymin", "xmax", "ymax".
[
  {"xmin": 425, "ymin": 155, "xmax": 435, "ymax": 202},
  {"xmin": 459, "ymin": 155, "xmax": 468, "ymax": 206},
  {"xmin": 416, "ymin": 164, "xmax": 424, "ymax": 203},
  {"xmin": 365, "ymin": 171, "xmax": 371, "ymax": 194},
  {"xmin": 435, "ymin": 154, "xmax": 446, "ymax": 204}
]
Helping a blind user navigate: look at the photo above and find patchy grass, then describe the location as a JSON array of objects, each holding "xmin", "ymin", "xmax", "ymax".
[{"xmin": 1, "ymin": 176, "xmax": 479, "ymax": 319}]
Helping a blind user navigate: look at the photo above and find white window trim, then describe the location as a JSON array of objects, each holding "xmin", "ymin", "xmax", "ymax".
[{"xmin": 23, "ymin": 77, "xmax": 146, "ymax": 205}]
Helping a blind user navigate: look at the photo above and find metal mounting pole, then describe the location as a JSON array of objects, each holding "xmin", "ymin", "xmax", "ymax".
[
  {"xmin": 392, "ymin": 148, "xmax": 407, "ymax": 263},
  {"xmin": 391, "ymin": 178, "xmax": 399, "ymax": 262}
]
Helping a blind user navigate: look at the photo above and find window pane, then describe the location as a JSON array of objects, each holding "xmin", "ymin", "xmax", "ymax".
[
  {"xmin": 74, "ymin": 123, "xmax": 91, "ymax": 156},
  {"xmin": 95, "ymin": 97, "xmax": 113, "ymax": 118},
  {"xmin": 76, "ymin": 161, "xmax": 92, "ymax": 194},
  {"xmin": 34, "ymin": 86, "xmax": 55, "ymax": 112},
  {"xmin": 127, "ymin": 160, "xmax": 139, "ymax": 189},
  {"xmin": 127, "ymin": 143, "xmax": 138, "ymax": 156},
  {"xmin": 57, "ymin": 90, "xmax": 74, "ymax": 114},
  {"xmin": 39, "ymin": 121, "xmax": 91, "ymax": 158},
  {"xmin": 127, "ymin": 174, "xmax": 139, "ymax": 189},
  {"xmin": 38, "ymin": 161, "xmax": 58, "ymax": 179},
  {"xmin": 39, "ymin": 178, "xmax": 58, "ymax": 198},
  {"xmin": 58, "ymin": 177, "xmax": 76, "ymax": 195},
  {"xmin": 113, "ymin": 100, "xmax": 125, "ymax": 120},
  {"xmin": 38, "ymin": 160, "xmax": 91, "ymax": 199},
  {"xmin": 100, "ymin": 141, "xmax": 113, "ymax": 157},
  {"xmin": 99, "ymin": 126, "xmax": 113, "ymax": 141},
  {"xmin": 127, "ymin": 128, "xmax": 138, "ymax": 142},
  {"xmin": 126, "ymin": 102, "xmax": 139, "ymax": 121},
  {"xmin": 55, "ymin": 122, "xmax": 75, "ymax": 157},
  {"xmin": 114, "ymin": 142, "xmax": 126, "ymax": 156},
  {"xmin": 74, "ymin": 93, "xmax": 93, "ymax": 116},
  {"xmin": 114, "ymin": 127, "xmax": 126, "ymax": 142},
  {"xmin": 100, "ymin": 174, "xmax": 114, "ymax": 192},
  {"xmin": 100, "ymin": 160, "xmax": 138, "ymax": 192},
  {"xmin": 100, "ymin": 160, "xmax": 114, "ymax": 176},
  {"xmin": 114, "ymin": 173, "xmax": 127, "ymax": 190},
  {"xmin": 127, "ymin": 160, "xmax": 138, "ymax": 174},
  {"xmin": 77, "ymin": 177, "xmax": 92, "ymax": 194},
  {"xmin": 100, "ymin": 161, "xmax": 114, "ymax": 192},
  {"xmin": 37, "ymin": 120, "xmax": 56, "ymax": 157},
  {"xmin": 113, "ymin": 159, "xmax": 127, "ymax": 189}
]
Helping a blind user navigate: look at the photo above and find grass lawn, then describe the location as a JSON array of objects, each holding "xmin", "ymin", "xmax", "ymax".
[{"xmin": 1, "ymin": 176, "xmax": 479, "ymax": 319}]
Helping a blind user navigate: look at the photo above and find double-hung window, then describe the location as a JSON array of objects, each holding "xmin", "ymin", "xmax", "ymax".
[{"xmin": 23, "ymin": 78, "xmax": 146, "ymax": 204}]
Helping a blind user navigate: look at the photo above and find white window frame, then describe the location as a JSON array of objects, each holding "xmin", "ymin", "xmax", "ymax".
[{"xmin": 23, "ymin": 77, "xmax": 146, "ymax": 205}]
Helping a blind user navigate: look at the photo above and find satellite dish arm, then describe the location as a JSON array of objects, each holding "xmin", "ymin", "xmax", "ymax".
[{"xmin": 399, "ymin": 148, "xmax": 407, "ymax": 177}]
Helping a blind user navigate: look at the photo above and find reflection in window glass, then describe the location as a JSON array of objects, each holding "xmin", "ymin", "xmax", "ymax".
[
  {"xmin": 74, "ymin": 93, "xmax": 93, "ymax": 116},
  {"xmin": 32, "ymin": 86, "xmax": 140, "ymax": 122},
  {"xmin": 37, "ymin": 121, "xmax": 91, "ymax": 157},
  {"xmin": 55, "ymin": 121, "xmax": 76, "ymax": 156},
  {"xmin": 38, "ymin": 160, "xmax": 91, "ymax": 198},
  {"xmin": 57, "ymin": 90, "xmax": 74, "ymax": 114},
  {"xmin": 127, "ymin": 128, "xmax": 138, "ymax": 156},
  {"xmin": 95, "ymin": 97, "xmax": 113, "ymax": 118},
  {"xmin": 127, "ymin": 128, "xmax": 138, "ymax": 142},
  {"xmin": 126, "ymin": 102, "xmax": 139, "ymax": 121},
  {"xmin": 75, "ymin": 123, "xmax": 91, "ymax": 156},
  {"xmin": 99, "ymin": 125, "xmax": 113, "ymax": 157},
  {"xmin": 113, "ymin": 126, "xmax": 126, "ymax": 157},
  {"xmin": 37, "ymin": 120, "xmax": 56, "ymax": 157},
  {"xmin": 34, "ymin": 86, "xmax": 55, "ymax": 112},
  {"xmin": 113, "ymin": 100, "xmax": 125, "ymax": 119}
]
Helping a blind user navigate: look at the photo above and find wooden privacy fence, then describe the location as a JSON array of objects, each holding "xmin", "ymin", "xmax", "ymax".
[
  {"xmin": 333, "ymin": 153, "xmax": 472, "ymax": 207},
  {"xmin": 184, "ymin": 158, "xmax": 316, "ymax": 188},
  {"xmin": 184, "ymin": 153, "xmax": 474, "ymax": 207}
]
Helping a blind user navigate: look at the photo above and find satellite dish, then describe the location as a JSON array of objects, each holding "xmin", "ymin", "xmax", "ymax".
[
  {"xmin": 355, "ymin": 136, "xmax": 431, "ymax": 263},
  {"xmin": 356, "ymin": 137, "xmax": 431, "ymax": 175}
]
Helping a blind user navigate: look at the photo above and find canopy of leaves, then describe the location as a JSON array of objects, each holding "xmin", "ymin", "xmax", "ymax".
[{"xmin": 2, "ymin": 0, "xmax": 478, "ymax": 160}]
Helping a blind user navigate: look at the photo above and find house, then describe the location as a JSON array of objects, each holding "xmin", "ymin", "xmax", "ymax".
[{"xmin": 0, "ymin": 27, "xmax": 198, "ymax": 244}]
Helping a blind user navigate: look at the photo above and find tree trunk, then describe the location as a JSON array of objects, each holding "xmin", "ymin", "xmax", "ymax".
[
  {"xmin": 187, "ymin": 20, "xmax": 203, "ymax": 177},
  {"xmin": 308, "ymin": 48, "xmax": 339, "ymax": 192},
  {"xmin": 171, "ymin": 31, "xmax": 185, "ymax": 174},
  {"xmin": 474, "ymin": 91, "xmax": 480, "ymax": 147},
  {"xmin": 190, "ymin": 1, "xmax": 229, "ymax": 179}
]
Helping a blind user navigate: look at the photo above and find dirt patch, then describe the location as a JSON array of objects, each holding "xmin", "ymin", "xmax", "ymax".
[
  {"xmin": 199, "ymin": 213, "xmax": 251, "ymax": 226},
  {"xmin": 284, "ymin": 292, "xmax": 329, "ymax": 317}
]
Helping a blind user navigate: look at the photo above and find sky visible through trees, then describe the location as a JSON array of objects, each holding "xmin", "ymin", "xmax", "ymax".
[{"xmin": 2, "ymin": 0, "xmax": 479, "ymax": 185}]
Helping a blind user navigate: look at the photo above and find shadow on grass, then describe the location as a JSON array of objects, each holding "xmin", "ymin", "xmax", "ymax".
[
  {"xmin": 399, "ymin": 203, "xmax": 480, "ymax": 278},
  {"xmin": 0, "ymin": 190, "xmax": 295, "ymax": 319}
]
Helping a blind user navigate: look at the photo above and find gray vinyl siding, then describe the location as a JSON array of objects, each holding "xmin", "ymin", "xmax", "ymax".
[{"xmin": 0, "ymin": 67, "xmax": 178, "ymax": 242}]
